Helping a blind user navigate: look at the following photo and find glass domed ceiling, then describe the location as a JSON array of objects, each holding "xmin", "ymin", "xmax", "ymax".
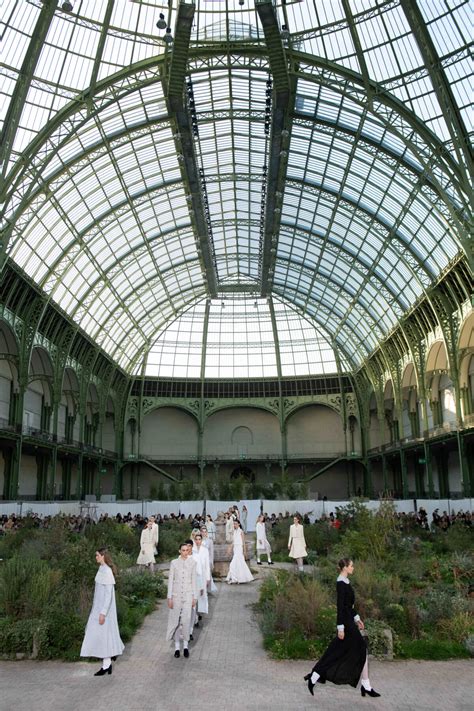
[
  {"xmin": 0, "ymin": 0, "xmax": 471, "ymax": 377},
  {"xmin": 145, "ymin": 294, "xmax": 347, "ymax": 379}
]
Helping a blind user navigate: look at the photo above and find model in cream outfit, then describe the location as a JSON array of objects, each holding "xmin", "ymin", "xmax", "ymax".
[
  {"xmin": 166, "ymin": 543, "xmax": 198, "ymax": 658},
  {"xmin": 136, "ymin": 520, "xmax": 156, "ymax": 571},
  {"xmin": 288, "ymin": 514, "xmax": 307, "ymax": 572}
]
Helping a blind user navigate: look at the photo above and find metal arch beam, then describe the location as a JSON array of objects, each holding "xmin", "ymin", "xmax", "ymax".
[
  {"xmin": 292, "ymin": 113, "xmax": 470, "ymax": 251},
  {"xmin": 55, "ymin": 227, "xmax": 200, "ymax": 314},
  {"xmin": 41, "ymin": 191, "xmax": 149, "ymax": 347},
  {"xmin": 8, "ymin": 105, "xmax": 467, "ymax": 276},
  {"xmin": 39, "ymin": 179, "xmax": 186, "ymax": 289},
  {"xmin": 0, "ymin": 0, "xmax": 57, "ymax": 188},
  {"xmin": 36, "ymin": 159, "xmax": 432, "ymax": 302},
  {"xmin": 273, "ymin": 276, "xmax": 376, "ymax": 349},
  {"xmin": 276, "ymin": 224, "xmax": 407, "ymax": 313},
  {"xmin": 165, "ymin": 0, "xmax": 218, "ymax": 297},
  {"xmin": 79, "ymin": 257, "xmax": 205, "ymax": 334},
  {"xmin": 400, "ymin": 0, "xmax": 473, "ymax": 181},
  {"xmin": 284, "ymin": 178, "xmax": 435, "ymax": 285},
  {"xmin": 272, "ymin": 285, "xmax": 366, "ymax": 368},
  {"xmin": 273, "ymin": 254, "xmax": 387, "ymax": 339},
  {"xmin": 290, "ymin": 52, "xmax": 468, "ymax": 196},
  {"xmin": 3, "ymin": 46, "xmax": 463, "ymax": 193},
  {"xmin": 341, "ymin": 0, "xmax": 373, "ymax": 108},
  {"xmin": 116, "ymin": 287, "xmax": 209, "ymax": 374},
  {"xmin": 254, "ymin": 0, "xmax": 293, "ymax": 297},
  {"xmin": 88, "ymin": 0, "xmax": 115, "ymax": 109},
  {"xmin": 267, "ymin": 295, "xmax": 283, "ymax": 382},
  {"xmin": 3, "ymin": 45, "xmax": 467, "ymax": 232}
]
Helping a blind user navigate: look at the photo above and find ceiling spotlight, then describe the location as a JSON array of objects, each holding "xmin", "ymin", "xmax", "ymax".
[
  {"xmin": 281, "ymin": 24, "xmax": 290, "ymax": 39},
  {"xmin": 280, "ymin": 150, "xmax": 287, "ymax": 158},
  {"xmin": 177, "ymin": 154, "xmax": 184, "ymax": 162},
  {"xmin": 163, "ymin": 27, "xmax": 173, "ymax": 44},
  {"xmin": 281, "ymin": 129, "xmax": 289, "ymax": 138},
  {"xmin": 62, "ymin": 1, "xmax": 73, "ymax": 10},
  {"xmin": 156, "ymin": 13, "xmax": 167, "ymax": 30}
]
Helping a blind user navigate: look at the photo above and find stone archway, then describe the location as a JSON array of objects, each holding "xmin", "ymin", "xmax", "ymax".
[{"xmin": 230, "ymin": 465, "xmax": 255, "ymax": 483}]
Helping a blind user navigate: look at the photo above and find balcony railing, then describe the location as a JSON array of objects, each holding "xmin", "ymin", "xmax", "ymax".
[{"xmin": 125, "ymin": 451, "xmax": 359, "ymax": 463}]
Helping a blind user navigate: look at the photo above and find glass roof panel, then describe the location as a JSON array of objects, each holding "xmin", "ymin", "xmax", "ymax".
[{"xmin": 0, "ymin": 0, "xmax": 469, "ymax": 376}]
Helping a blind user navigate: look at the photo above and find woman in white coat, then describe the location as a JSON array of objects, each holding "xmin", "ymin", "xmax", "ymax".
[
  {"xmin": 80, "ymin": 548, "xmax": 124, "ymax": 675},
  {"xmin": 255, "ymin": 514, "xmax": 273, "ymax": 565},
  {"xmin": 288, "ymin": 514, "xmax": 307, "ymax": 572},
  {"xmin": 137, "ymin": 520, "xmax": 156, "ymax": 572}
]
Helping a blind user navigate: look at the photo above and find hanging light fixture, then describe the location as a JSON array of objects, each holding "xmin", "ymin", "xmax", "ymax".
[
  {"xmin": 62, "ymin": 1, "xmax": 73, "ymax": 10},
  {"xmin": 163, "ymin": 27, "xmax": 173, "ymax": 44},
  {"xmin": 156, "ymin": 13, "xmax": 167, "ymax": 30}
]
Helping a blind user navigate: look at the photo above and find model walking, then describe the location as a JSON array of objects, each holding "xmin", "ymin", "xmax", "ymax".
[
  {"xmin": 304, "ymin": 558, "xmax": 380, "ymax": 698},
  {"xmin": 288, "ymin": 514, "xmax": 307, "ymax": 572},
  {"xmin": 80, "ymin": 548, "xmax": 124, "ymax": 675},
  {"xmin": 255, "ymin": 514, "xmax": 273, "ymax": 565},
  {"xmin": 136, "ymin": 519, "xmax": 156, "ymax": 572},
  {"xmin": 166, "ymin": 542, "xmax": 197, "ymax": 658},
  {"xmin": 226, "ymin": 520, "xmax": 253, "ymax": 584}
]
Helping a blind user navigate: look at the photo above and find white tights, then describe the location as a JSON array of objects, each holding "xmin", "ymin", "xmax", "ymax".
[{"xmin": 311, "ymin": 655, "xmax": 371, "ymax": 688}]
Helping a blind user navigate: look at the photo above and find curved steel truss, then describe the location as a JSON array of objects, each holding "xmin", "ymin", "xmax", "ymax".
[{"xmin": 0, "ymin": 0, "xmax": 471, "ymax": 377}]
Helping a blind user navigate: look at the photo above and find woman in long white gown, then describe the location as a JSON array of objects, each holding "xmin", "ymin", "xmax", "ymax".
[
  {"xmin": 80, "ymin": 548, "xmax": 124, "ymax": 675},
  {"xmin": 226, "ymin": 520, "xmax": 253, "ymax": 584}
]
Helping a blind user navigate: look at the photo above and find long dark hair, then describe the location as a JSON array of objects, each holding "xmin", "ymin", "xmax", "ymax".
[{"xmin": 98, "ymin": 547, "xmax": 118, "ymax": 578}]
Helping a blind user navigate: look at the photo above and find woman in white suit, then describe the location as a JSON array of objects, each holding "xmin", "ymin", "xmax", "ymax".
[{"xmin": 288, "ymin": 514, "xmax": 307, "ymax": 572}]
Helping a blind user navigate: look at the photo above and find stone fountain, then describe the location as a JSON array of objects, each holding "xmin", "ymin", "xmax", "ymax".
[{"xmin": 212, "ymin": 512, "xmax": 253, "ymax": 577}]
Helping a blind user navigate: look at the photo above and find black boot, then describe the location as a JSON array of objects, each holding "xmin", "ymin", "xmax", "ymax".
[
  {"xmin": 361, "ymin": 687, "xmax": 381, "ymax": 698},
  {"xmin": 304, "ymin": 673, "xmax": 315, "ymax": 696},
  {"xmin": 94, "ymin": 665, "xmax": 112, "ymax": 676}
]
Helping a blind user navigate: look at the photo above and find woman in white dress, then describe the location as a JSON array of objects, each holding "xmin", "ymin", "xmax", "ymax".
[
  {"xmin": 226, "ymin": 520, "xmax": 253, "ymax": 584},
  {"xmin": 256, "ymin": 514, "xmax": 273, "ymax": 565},
  {"xmin": 192, "ymin": 532, "xmax": 211, "ymax": 619},
  {"xmin": 80, "ymin": 548, "xmax": 124, "ymax": 675},
  {"xmin": 136, "ymin": 520, "xmax": 156, "ymax": 572},
  {"xmin": 200, "ymin": 526, "xmax": 217, "ymax": 593},
  {"xmin": 288, "ymin": 514, "xmax": 307, "ymax": 572}
]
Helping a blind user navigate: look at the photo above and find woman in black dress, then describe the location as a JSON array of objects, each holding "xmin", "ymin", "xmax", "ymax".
[{"xmin": 304, "ymin": 558, "xmax": 380, "ymax": 698}]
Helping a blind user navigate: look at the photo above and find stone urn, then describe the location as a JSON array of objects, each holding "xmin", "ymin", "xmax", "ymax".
[{"xmin": 212, "ymin": 512, "xmax": 253, "ymax": 577}]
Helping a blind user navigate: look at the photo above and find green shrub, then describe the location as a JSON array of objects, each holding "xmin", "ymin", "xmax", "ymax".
[
  {"xmin": 158, "ymin": 520, "xmax": 193, "ymax": 560},
  {"xmin": 40, "ymin": 604, "xmax": 85, "ymax": 660},
  {"xmin": 0, "ymin": 617, "xmax": 47, "ymax": 657},
  {"xmin": 417, "ymin": 588, "xmax": 468, "ymax": 626},
  {"xmin": 364, "ymin": 618, "xmax": 400, "ymax": 658},
  {"xmin": 257, "ymin": 570, "xmax": 333, "ymax": 659},
  {"xmin": 0, "ymin": 557, "xmax": 59, "ymax": 618},
  {"xmin": 85, "ymin": 518, "xmax": 139, "ymax": 556},
  {"xmin": 437, "ymin": 612, "xmax": 474, "ymax": 644},
  {"xmin": 383, "ymin": 603, "xmax": 411, "ymax": 636},
  {"xmin": 118, "ymin": 569, "xmax": 166, "ymax": 605},
  {"xmin": 430, "ymin": 524, "xmax": 474, "ymax": 555},
  {"xmin": 398, "ymin": 638, "xmax": 470, "ymax": 660}
]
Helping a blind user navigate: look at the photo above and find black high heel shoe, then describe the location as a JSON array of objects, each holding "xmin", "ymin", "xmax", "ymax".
[
  {"xmin": 94, "ymin": 664, "xmax": 112, "ymax": 676},
  {"xmin": 361, "ymin": 687, "xmax": 381, "ymax": 698},
  {"xmin": 304, "ymin": 673, "xmax": 315, "ymax": 696}
]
